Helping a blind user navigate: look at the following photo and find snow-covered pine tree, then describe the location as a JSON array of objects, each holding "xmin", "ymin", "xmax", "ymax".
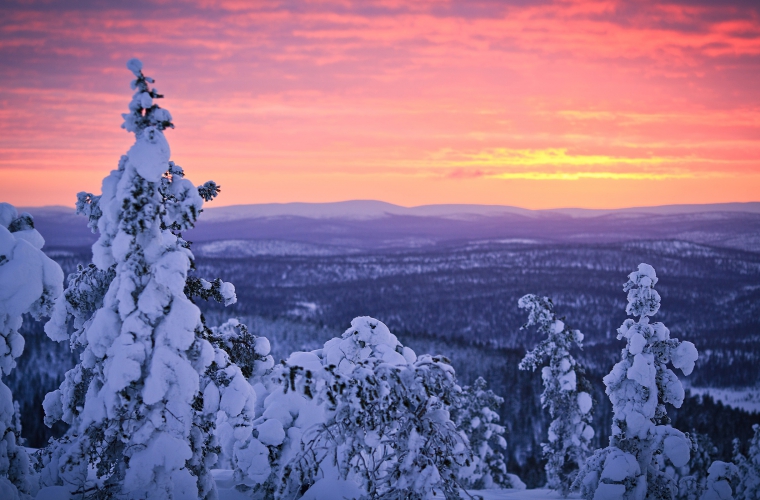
[
  {"xmin": 38, "ymin": 59, "xmax": 237, "ymax": 499},
  {"xmin": 576, "ymin": 264, "xmax": 699, "ymax": 500},
  {"xmin": 0, "ymin": 204, "xmax": 63, "ymax": 500},
  {"xmin": 518, "ymin": 294, "xmax": 594, "ymax": 495},
  {"xmin": 454, "ymin": 377, "xmax": 516, "ymax": 490},
  {"xmin": 734, "ymin": 424, "xmax": 760, "ymax": 500}
]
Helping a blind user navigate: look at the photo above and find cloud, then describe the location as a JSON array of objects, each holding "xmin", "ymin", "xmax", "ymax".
[{"xmin": 0, "ymin": 0, "xmax": 758, "ymax": 207}]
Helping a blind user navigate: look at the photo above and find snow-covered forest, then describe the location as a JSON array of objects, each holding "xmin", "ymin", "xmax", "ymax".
[{"xmin": 2, "ymin": 61, "xmax": 759, "ymax": 500}]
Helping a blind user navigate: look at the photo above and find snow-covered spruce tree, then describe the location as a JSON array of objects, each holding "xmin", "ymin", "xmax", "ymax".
[
  {"xmin": 38, "ymin": 59, "xmax": 238, "ymax": 499},
  {"xmin": 272, "ymin": 317, "xmax": 471, "ymax": 499},
  {"xmin": 699, "ymin": 461, "xmax": 738, "ymax": 500},
  {"xmin": 0, "ymin": 204, "xmax": 63, "ymax": 500},
  {"xmin": 453, "ymin": 377, "xmax": 516, "ymax": 490},
  {"xmin": 517, "ymin": 294, "xmax": 594, "ymax": 495},
  {"xmin": 576, "ymin": 264, "xmax": 699, "ymax": 500},
  {"xmin": 676, "ymin": 432, "xmax": 719, "ymax": 500},
  {"xmin": 734, "ymin": 424, "xmax": 760, "ymax": 500}
]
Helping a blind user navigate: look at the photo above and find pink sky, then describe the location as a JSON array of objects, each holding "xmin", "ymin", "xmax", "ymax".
[{"xmin": 1, "ymin": 0, "xmax": 759, "ymax": 209}]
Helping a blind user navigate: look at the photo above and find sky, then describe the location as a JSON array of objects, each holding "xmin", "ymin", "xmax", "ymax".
[{"xmin": 1, "ymin": 0, "xmax": 759, "ymax": 209}]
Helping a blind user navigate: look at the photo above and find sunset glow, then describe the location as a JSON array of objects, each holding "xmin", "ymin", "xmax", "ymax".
[{"xmin": 1, "ymin": 0, "xmax": 759, "ymax": 209}]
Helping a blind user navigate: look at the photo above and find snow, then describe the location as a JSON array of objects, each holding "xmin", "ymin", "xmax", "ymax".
[
  {"xmin": 123, "ymin": 433, "xmax": 194, "ymax": 495},
  {"xmin": 299, "ymin": 478, "xmax": 365, "ymax": 500},
  {"xmin": 226, "ymin": 481, "xmax": 575, "ymax": 500},
  {"xmin": 581, "ymin": 424, "xmax": 594, "ymax": 441},
  {"xmin": 600, "ymin": 449, "xmax": 640, "ymax": 482},
  {"xmin": 219, "ymin": 281, "xmax": 237, "ymax": 306},
  {"xmin": 661, "ymin": 368, "xmax": 685, "ymax": 407},
  {"xmin": 626, "ymin": 352, "xmax": 655, "ymax": 386},
  {"xmin": 689, "ymin": 386, "xmax": 760, "ymax": 414},
  {"xmin": 125, "ymin": 127, "xmax": 171, "ymax": 181},
  {"xmin": 139, "ymin": 92, "xmax": 153, "ymax": 109},
  {"xmin": 195, "ymin": 239, "xmax": 357, "ymax": 257},
  {"xmin": 593, "ymin": 483, "xmax": 627, "ymax": 500},
  {"xmin": 701, "ymin": 461, "xmax": 739, "ymax": 500},
  {"xmin": 558, "ymin": 369, "xmax": 577, "ymax": 391},
  {"xmin": 255, "ymin": 418, "xmax": 285, "ymax": 446},
  {"xmin": 127, "ymin": 57, "xmax": 143, "ymax": 75},
  {"xmin": 469, "ymin": 490, "xmax": 577, "ymax": 499},
  {"xmin": 285, "ymin": 350, "xmax": 323, "ymax": 372},
  {"xmin": 628, "ymin": 332, "xmax": 646, "ymax": 355},
  {"xmin": 663, "ymin": 434, "xmax": 691, "ymax": 467},
  {"xmin": 254, "ymin": 336, "xmax": 270, "ymax": 356},
  {"xmin": 577, "ymin": 392, "xmax": 592, "ymax": 414},
  {"xmin": 0, "ymin": 219, "xmax": 63, "ymax": 331},
  {"xmin": 232, "ymin": 438, "xmax": 270, "ymax": 485},
  {"xmin": 0, "ymin": 204, "xmax": 16, "ymax": 228},
  {"xmin": 672, "ymin": 340, "xmax": 698, "ymax": 376}
]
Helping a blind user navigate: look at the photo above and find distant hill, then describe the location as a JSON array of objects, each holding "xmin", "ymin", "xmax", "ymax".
[
  {"xmin": 198, "ymin": 200, "xmax": 760, "ymax": 221},
  {"xmin": 20, "ymin": 201, "xmax": 760, "ymax": 253}
]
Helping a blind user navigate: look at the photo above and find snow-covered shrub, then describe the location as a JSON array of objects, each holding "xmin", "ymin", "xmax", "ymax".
[
  {"xmin": 453, "ymin": 377, "xmax": 515, "ymax": 490},
  {"xmin": 37, "ymin": 59, "xmax": 241, "ymax": 500},
  {"xmin": 518, "ymin": 294, "xmax": 594, "ymax": 495},
  {"xmin": 316, "ymin": 357, "xmax": 468, "ymax": 499},
  {"xmin": 236, "ymin": 350, "xmax": 329, "ymax": 499},
  {"xmin": 250, "ymin": 317, "xmax": 472, "ymax": 499},
  {"xmin": 200, "ymin": 318, "xmax": 276, "ymax": 492},
  {"xmin": 0, "ymin": 204, "xmax": 63, "ymax": 500},
  {"xmin": 734, "ymin": 424, "xmax": 760, "ymax": 500},
  {"xmin": 576, "ymin": 264, "xmax": 699, "ymax": 500},
  {"xmin": 305, "ymin": 321, "xmax": 468, "ymax": 499}
]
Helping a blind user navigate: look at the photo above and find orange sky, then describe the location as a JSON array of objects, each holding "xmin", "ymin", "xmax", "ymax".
[{"xmin": 1, "ymin": 0, "xmax": 759, "ymax": 209}]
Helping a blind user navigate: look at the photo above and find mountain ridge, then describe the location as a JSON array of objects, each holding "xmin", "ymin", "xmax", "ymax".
[
  {"xmin": 17, "ymin": 200, "xmax": 760, "ymax": 253},
  {"xmin": 19, "ymin": 200, "xmax": 760, "ymax": 221}
]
